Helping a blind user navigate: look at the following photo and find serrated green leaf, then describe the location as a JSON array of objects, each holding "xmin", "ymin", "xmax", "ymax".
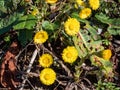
[
  {"xmin": 90, "ymin": 55, "xmax": 112, "ymax": 67},
  {"xmin": 108, "ymin": 26, "xmax": 120, "ymax": 35},
  {"xmin": 96, "ymin": 13, "xmax": 120, "ymax": 35},
  {"xmin": 73, "ymin": 26, "xmax": 104, "ymax": 59},
  {"xmin": 95, "ymin": 13, "xmax": 112, "ymax": 24},
  {"xmin": 13, "ymin": 14, "xmax": 37, "ymax": 30},
  {"xmin": 81, "ymin": 30, "xmax": 90, "ymax": 41},
  {"xmin": 73, "ymin": 35, "xmax": 87, "ymax": 58},
  {"xmin": 110, "ymin": 19, "xmax": 120, "ymax": 27},
  {"xmin": 90, "ymin": 55, "xmax": 113, "ymax": 77},
  {"xmin": 85, "ymin": 24, "xmax": 100, "ymax": 40}
]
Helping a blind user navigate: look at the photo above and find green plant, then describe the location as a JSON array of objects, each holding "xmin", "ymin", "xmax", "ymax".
[
  {"xmin": 95, "ymin": 80, "xmax": 120, "ymax": 90},
  {"xmin": 0, "ymin": 0, "xmax": 120, "ymax": 89},
  {"xmin": 95, "ymin": 13, "xmax": 120, "ymax": 35}
]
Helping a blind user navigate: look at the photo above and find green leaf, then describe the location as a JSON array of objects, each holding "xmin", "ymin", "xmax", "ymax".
[
  {"xmin": 90, "ymin": 55, "xmax": 101, "ymax": 66},
  {"xmin": 73, "ymin": 25, "xmax": 104, "ymax": 59},
  {"xmin": 0, "ymin": 12, "xmax": 23, "ymax": 35},
  {"xmin": 108, "ymin": 18, "xmax": 120, "ymax": 35},
  {"xmin": 89, "ymin": 41, "xmax": 104, "ymax": 54},
  {"xmin": 84, "ymin": 24, "xmax": 100, "ymax": 40},
  {"xmin": 0, "ymin": 0, "xmax": 7, "ymax": 13},
  {"xmin": 95, "ymin": 13, "xmax": 112, "ymax": 24},
  {"xmin": 13, "ymin": 14, "xmax": 37, "ymax": 30},
  {"xmin": 18, "ymin": 29, "xmax": 33, "ymax": 46},
  {"xmin": 110, "ymin": 18, "xmax": 120, "ymax": 27},
  {"xmin": 95, "ymin": 13, "xmax": 120, "ymax": 35},
  {"xmin": 73, "ymin": 35, "xmax": 87, "ymax": 58},
  {"xmin": 90, "ymin": 55, "xmax": 113, "ymax": 77},
  {"xmin": 53, "ymin": 21, "xmax": 60, "ymax": 30},
  {"xmin": 90, "ymin": 55, "xmax": 112, "ymax": 67},
  {"xmin": 108, "ymin": 26, "xmax": 120, "ymax": 35},
  {"xmin": 42, "ymin": 21, "xmax": 55, "ymax": 31}
]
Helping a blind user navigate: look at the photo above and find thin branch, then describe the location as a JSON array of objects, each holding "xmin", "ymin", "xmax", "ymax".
[
  {"xmin": 65, "ymin": 82, "xmax": 76, "ymax": 90},
  {"xmin": 15, "ymin": 40, "xmax": 33, "ymax": 60},
  {"xmin": 26, "ymin": 78, "xmax": 36, "ymax": 90},
  {"xmin": 56, "ymin": 79, "xmax": 67, "ymax": 86},
  {"xmin": 26, "ymin": 72, "xmax": 39, "ymax": 77},
  {"xmin": 57, "ymin": 60, "xmax": 73, "ymax": 77},
  {"xmin": 19, "ymin": 49, "xmax": 38, "ymax": 90}
]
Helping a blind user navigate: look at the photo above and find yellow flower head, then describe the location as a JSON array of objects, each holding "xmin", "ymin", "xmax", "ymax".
[
  {"xmin": 79, "ymin": 8, "xmax": 91, "ymax": 19},
  {"xmin": 64, "ymin": 18, "xmax": 80, "ymax": 36},
  {"xmin": 39, "ymin": 54, "xmax": 53, "ymax": 68},
  {"xmin": 76, "ymin": 0, "xmax": 84, "ymax": 6},
  {"xmin": 102, "ymin": 49, "xmax": 112, "ymax": 60},
  {"xmin": 31, "ymin": 8, "xmax": 39, "ymax": 16},
  {"xmin": 62, "ymin": 46, "xmax": 78, "ymax": 63},
  {"xmin": 45, "ymin": 0, "xmax": 57, "ymax": 4},
  {"xmin": 89, "ymin": 0, "xmax": 100, "ymax": 10},
  {"xmin": 40, "ymin": 68, "xmax": 56, "ymax": 85},
  {"xmin": 34, "ymin": 30, "xmax": 48, "ymax": 44}
]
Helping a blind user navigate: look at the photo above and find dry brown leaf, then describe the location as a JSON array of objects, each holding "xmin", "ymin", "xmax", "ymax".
[{"xmin": 0, "ymin": 41, "xmax": 20, "ymax": 90}]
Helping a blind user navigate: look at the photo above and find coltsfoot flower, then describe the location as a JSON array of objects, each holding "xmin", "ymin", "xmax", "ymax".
[
  {"xmin": 102, "ymin": 49, "xmax": 112, "ymax": 60},
  {"xmin": 64, "ymin": 18, "xmax": 80, "ymax": 36},
  {"xmin": 76, "ymin": 0, "xmax": 84, "ymax": 6},
  {"xmin": 45, "ymin": 0, "xmax": 57, "ymax": 4},
  {"xmin": 31, "ymin": 8, "xmax": 39, "ymax": 16},
  {"xmin": 34, "ymin": 30, "xmax": 48, "ymax": 44},
  {"xmin": 79, "ymin": 8, "xmax": 91, "ymax": 19},
  {"xmin": 39, "ymin": 54, "xmax": 53, "ymax": 68},
  {"xmin": 89, "ymin": 0, "xmax": 100, "ymax": 10},
  {"xmin": 40, "ymin": 68, "xmax": 56, "ymax": 85},
  {"xmin": 62, "ymin": 46, "xmax": 78, "ymax": 63}
]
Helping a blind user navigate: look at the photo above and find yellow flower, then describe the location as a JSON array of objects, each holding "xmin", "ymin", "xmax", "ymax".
[
  {"xmin": 40, "ymin": 68, "xmax": 56, "ymax": 85},
  {"xmin": 89, "ymin": 0, "xmax": 100, "ymax": 10},
  {"xmin": 39, "ymin": 54, "xmax": 53, "ymax": 68},
  {"xmin": 62, "ymin": 46, "xmax": 78, "ymax": 63},
  {"xmin": 79, "ymin": 8, "xmax": 92, "ymax": 19},
  {"xmin": 64, "ymin": 18, "xmax": 80, "ymax": 36},
  {"xmin": 31, "ymin": 8, "xmax": 39, "ymax": 16},
  {"xmin": 34, "ymin": 30, "xmax": 48, "ymax": 44},
  {"xmin": 102, "ymin": 49, "xmax": 112, "ymax": 60},
  {"xmin": 76, "ymin": 0, "xmax": 84, "ymax": 6},
  {"xmin": 45, "ymin": 0, "xmax": 57, "ymax": 4}
]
